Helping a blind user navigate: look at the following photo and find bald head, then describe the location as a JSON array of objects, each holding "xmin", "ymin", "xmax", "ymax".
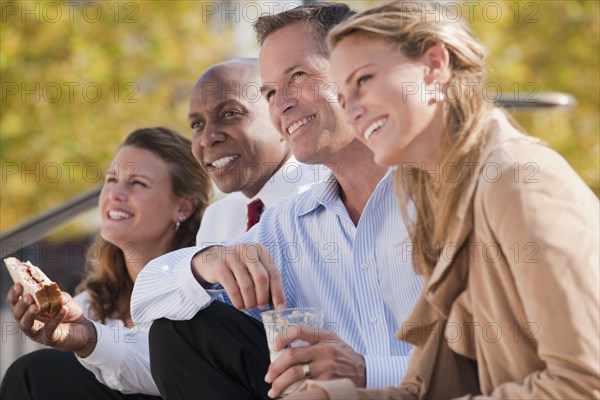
[
  {"xmin": 193, "ymin": 58, "xmax": 261, "ymax": 103},
  {"xmin": 188, "ymin": 58, "xmax": 291, "ymax": 198},
  {"xmin": 199, "ymin": 58, "xmax": 259, "ymax": 85}
]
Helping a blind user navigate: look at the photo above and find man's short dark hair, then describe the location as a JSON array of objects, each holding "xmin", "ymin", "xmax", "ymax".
[{"xmin": 253, "ymin": 2, "xmax": 355, "ymax": 55}]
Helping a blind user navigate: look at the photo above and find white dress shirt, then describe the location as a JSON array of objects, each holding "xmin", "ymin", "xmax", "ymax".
[
  {"xmin": 132, "ymin": 170, "xmax": 423, "ymax": 389},
  {"xmin": 75, "ymin": 291, "xmax": 159, "ymax": 395},
  {"xmin": 75, "ymin": 157, "xmax": 323, "ymax": 395}
]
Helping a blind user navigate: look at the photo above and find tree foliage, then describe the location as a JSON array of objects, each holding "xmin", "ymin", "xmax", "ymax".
[
  {"xmin": 469, "ymin": 0, "xmax": 599, "ymax": 196},
  {"xmin": 1, "ymin": 0, "xmax": 598, "ymax": 234},
  {"xmin": 1, "ymin": 0, "xmax": 238, "ymax": 231}
]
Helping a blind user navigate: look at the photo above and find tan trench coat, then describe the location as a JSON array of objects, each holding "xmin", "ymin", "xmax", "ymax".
[{"xmin": 304, "ymin": 111, "xmax": 600, "ymax": 399}]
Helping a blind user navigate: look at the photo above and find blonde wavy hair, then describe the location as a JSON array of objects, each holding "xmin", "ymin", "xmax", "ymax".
[{"xmin": 328, "ymin": 0, "xmax": 496, "ymax": 274}]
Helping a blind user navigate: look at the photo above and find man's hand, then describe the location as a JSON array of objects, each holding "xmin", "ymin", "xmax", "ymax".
[
  {"xmin": 191, "ymin": 243, "xmax": 286, "ymax": 311},
  {"xmin": 7, "ymin": 283, "xmax": 97, "ymax": 357},
  {"xmin": 265, "ymin": 325, "xmax": 366, "ymax": 398}
]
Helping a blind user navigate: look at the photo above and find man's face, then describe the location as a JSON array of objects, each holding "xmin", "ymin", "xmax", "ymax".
[
  {"xmin": 259, "ymin": 22, "xmax": 353, "ymax": 165},
  {"xmin": 189, "ymin": 66, "xmax": 291, "ymax": 197}
]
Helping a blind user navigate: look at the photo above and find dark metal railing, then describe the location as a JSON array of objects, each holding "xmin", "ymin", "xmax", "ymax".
[
  {"xmin": 496, "ymin": 92, "xmax": 578, "ymax": 111},
  {"xmin": 0, "ymin": 186, "xmax": 101, "ymax": 259}
]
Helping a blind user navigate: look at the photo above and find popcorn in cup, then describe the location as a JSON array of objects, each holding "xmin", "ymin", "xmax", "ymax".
[{"xmin": 260, "ymin": 307, "xmax": 325, "ymax": 396}]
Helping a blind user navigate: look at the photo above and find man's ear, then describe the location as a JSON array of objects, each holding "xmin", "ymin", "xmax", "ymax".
[{"xmin": 423, "ymin": 44, "xmax": 451, "ymax": 85}]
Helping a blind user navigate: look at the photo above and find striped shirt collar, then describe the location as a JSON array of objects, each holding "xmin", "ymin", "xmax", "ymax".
[{"xmin": 296, "ymin": 168, "xmax": 394, "ymax": 218}]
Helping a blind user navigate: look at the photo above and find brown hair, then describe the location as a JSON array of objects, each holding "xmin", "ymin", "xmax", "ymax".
[
  {"xmin": 254, "ymin": 2, "xmax": 355, "ymax": 55},
  {"xmin": 329, "ymin": 1, "xmax": 494, "ymax": 274},
  {"xmin": 77, "ymin": 127, "xmax": 211, "ymax": 323}
]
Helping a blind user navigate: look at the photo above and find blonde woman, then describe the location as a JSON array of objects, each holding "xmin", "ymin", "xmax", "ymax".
[
  {"xmin": 2, "ymin": 127, "xmax": 211, "ymax": 399},
  {"xmin": 290, "ymin": 1, "xmax": 599, "ymax": 398}
]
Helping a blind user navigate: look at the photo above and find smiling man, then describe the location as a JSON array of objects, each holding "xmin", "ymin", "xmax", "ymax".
[
  {"xmin": 191, "ymin": 59, "xmax": 291, "ymax": 198},
  {"xmin": 189, "ymin": 58, "xmax": 320, "ymax": 246}
]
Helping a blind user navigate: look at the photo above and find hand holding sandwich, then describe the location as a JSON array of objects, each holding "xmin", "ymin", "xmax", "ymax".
[{"xmin": 7, "ymin": 281, "xmax": 97, "ymax": 358}]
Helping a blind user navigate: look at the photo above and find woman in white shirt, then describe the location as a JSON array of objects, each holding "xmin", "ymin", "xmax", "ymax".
[{"xmin": 1, "ymin": 127, "xmax": 211, "ymax": 399}]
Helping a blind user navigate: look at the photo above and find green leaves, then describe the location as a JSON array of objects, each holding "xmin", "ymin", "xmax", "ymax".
[
  {"xmin": 1, "ymin": 1, "xmax": 598, "ymax": 236},
  {"xmin": 1, "ymin": 1, "xmax": 238, "ymax": 233}
]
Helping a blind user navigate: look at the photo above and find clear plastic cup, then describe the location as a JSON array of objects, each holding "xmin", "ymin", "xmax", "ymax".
[{"xmin": 260, "ymin": 307, "xmax": 325, "ymax": 396}]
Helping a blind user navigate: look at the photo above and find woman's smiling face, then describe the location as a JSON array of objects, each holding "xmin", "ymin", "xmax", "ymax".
[
  {"xmin": 330, "ymin": 35, "xmax": 448, "ymax": 168},
  {"xmin": 99, "ymin": 146, "xmax": 181, "ymax": 251}
]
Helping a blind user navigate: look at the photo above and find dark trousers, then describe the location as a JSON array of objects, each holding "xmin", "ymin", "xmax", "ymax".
[
  {"xmin": 149, "ymin": 301, "xmax": 271, "ymax": 400},
  {"xmin": 0, "ymin": 348, "xmax": 161, "ymax": 400}
]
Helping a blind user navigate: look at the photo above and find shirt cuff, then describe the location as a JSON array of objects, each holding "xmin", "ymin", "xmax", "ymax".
[
  {"xmin": 298, "ymin": 379, "xmax": 359, "ymax": 400},
  {"xmin": 177, "ymin": 248, "xmax": 217, "ymax": 306},
  {"xmin": 76, "ymin": 321, "xmax": 126, "ymax": 371}
]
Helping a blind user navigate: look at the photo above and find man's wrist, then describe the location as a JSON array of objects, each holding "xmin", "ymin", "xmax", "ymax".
[{"xmin": 191, "ymin": 245, "xmax": 222, "ymax": 288}]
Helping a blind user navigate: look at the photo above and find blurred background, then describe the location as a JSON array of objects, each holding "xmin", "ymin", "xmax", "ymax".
[{"xmin": 1, "ymin": 0, "xmax": 598, "ymax": 381}]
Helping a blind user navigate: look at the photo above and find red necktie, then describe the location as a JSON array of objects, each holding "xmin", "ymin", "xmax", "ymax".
[{"xmin": 246, "ymin": 199, "xmax": 264, "ymax": 231}]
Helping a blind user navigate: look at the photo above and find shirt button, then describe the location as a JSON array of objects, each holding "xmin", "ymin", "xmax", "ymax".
[
  {"xmin": 360, "ymin": 263, "xmax": 369, "ymax": 270},
  {"xmin": 370, "ymin": 315, "xmax": 378, "ymax": 324}
]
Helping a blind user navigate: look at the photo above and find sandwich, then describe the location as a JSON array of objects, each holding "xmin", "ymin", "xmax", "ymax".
[{"xmin": 4, "ymin": 257, "xmax": 63, "ymax": 315}]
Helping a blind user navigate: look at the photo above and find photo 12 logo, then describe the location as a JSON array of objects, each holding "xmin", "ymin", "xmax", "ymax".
[
  {"xmin": 1, "ymin": 1, "xmax": 139, "ymax": 24},
  {"xmin": 397, "ymin": 2, "xmax": 539, "ymax": 24},
  {"xmin": 1, "ymin": 82, "xmax": 139, "ymax": 104}
]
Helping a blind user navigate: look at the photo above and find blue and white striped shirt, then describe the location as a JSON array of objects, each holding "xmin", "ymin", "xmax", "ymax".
[{"xmin": 131, "ymin": 170, "xmax": 423, "ymax": 388}]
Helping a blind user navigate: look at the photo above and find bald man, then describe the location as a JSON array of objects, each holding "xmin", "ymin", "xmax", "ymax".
[
  {"xmin": 190, "ymin": 59, "xmax": 323, "ymax": 247},
  {"xmin": 77, "ymin": 58, "xmax": 321, "ymax": 395}
]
